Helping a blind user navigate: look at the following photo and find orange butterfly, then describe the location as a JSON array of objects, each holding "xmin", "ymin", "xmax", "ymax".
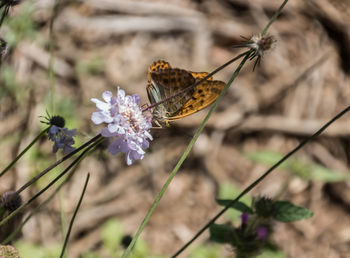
[{"xmin": 147, "ymin": 60, "xmax": 226, "ymax": 126}]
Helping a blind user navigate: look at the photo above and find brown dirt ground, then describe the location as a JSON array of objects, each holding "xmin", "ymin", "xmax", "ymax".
[{"xmin": 1, "ymin": 0, "xmax": 350, "ymax": 257}]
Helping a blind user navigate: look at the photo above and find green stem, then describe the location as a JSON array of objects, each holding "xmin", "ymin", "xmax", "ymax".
[
  {"xmin": 13, "ymin": 134, "xmax": 101, "ymax": 197},
  {"xmin": 48, "ymin": 0, "xmax": 61, "ymax": 112},
  {"xmin": 2, "ymin": 141, "xmax": 98, "ymax": 245},
  {"xmin": 0, "ymin": 138, "xmax": 102, "ymax": 228},
  {"xmin": 172, "ymin": 105, "xmax": 350, "ymax": 257},
  {"xmin": 261, "ymin": 0, "xmax": 289, "ymax": 36},
  {"xmin": 171, "ymin": 1, "xmax": 296, "ymax": 256},
  {"xmin": 59, "ymin": 173, "xmax": 90, "ymax": 258},
  {"xmin": 59, "ymin": 189, "xmax": 67, "ymax": 240},
  {"xmin": 0, "ymin": 127, "xmax": 49, "ymax": 178},
  {"xmin": 122, "ymin": 52, "xmax": 252, "ymax": 258}
]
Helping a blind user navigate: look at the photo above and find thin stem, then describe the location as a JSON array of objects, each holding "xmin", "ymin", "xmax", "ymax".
[
  {"xmin": 13, "ymin": 134, "xmax": 101, "ymax": 197},
  {"xmin": 48, "ymin": 0, "xmax": 61, "ymax": 112},
  {"xmin": 122, "ymin": 52, "xmax": 252, "ymax": 258},
  {"xmin": 143, "ymin": 51, "xmax": 250, "ymax": 112},
  {"xmin": 59, "ymin": 189, "xmax": 67, "ymax": 240},
  {"xmin": 0, "ymin": 127, "xmax": 49, "ymax": 178},
  {"xmin": 170, "ymin": 0, "xmax": 291, "ymax": 256},
  {"xmin": 261, "ymin": 0, "xmax": 289, "ymax": 36},
  {"xmin": 59, "ymin": 173, "xmax": 90, "ymax": 258},
  {"xmin": 171, "ymin": 104, "xmax": 350, "ymax": 257},
  {"xmin": 2, "ymin": 141, "xmax": 98, "ymax": 245},
  {"xmin": 0, "ymin": 138, "xmax": 102, "ymax": 228}
]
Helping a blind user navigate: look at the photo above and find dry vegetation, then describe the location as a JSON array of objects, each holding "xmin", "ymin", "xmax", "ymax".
[{"xmin": 1, "ymin": 0, "xmax": 350, "ymax": 257}]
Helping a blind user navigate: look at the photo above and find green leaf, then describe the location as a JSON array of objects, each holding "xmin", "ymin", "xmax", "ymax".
[
  {"xmin": 287, "ymin": 159, "xmax": 312, "ymax": 179},
  {"xmin": 218, "ymin": 183, "xmax": 252, "ymax": 221},
  {"xmin": 273, "ymin": 201, "xmax": 313, "ymax": 222},
  {"xmin": 247, "ymin": 151, "xmax": 350, "ymax": 182},
  {"xmin": 246, "ymin": 151, "xmax": 288, "ymax": 169},
  {"xmin": 216, "ymin": 199, "xmax": 253, "ymax": 214},
  {"xmin": 309, "ymin": 164, "xmax": 350, "ymax": 182},
  {"xmin": 209, "ymin": 224, "xmax": 234, "ymax": 244}
]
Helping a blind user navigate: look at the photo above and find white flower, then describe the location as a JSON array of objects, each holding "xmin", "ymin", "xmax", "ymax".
[{"xmin": 91, "ymin": 87, "xmax": 153, "ymax": 165}]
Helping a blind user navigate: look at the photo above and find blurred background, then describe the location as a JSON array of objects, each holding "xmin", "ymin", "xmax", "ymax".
[{"xmin": 1, "ymin": 0, "xmax": 350, "ymax": 257}]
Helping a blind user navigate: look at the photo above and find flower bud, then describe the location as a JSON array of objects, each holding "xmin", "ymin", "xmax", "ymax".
[
  {"xmin": 1, "ymin": 191, "xmax": 22, "ymax": 212},
  {"xmin": 253, "ymin": 197, "xmax": 274, "ymax": 218}
]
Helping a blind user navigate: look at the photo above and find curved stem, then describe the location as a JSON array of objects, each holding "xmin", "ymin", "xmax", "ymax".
[{"xmin": 261, "ymin": 0, "xmax": 289, "ymax": 36}]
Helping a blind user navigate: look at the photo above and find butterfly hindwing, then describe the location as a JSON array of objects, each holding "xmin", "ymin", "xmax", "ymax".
[{"xmin": 170, "ymin": 80, "xmax": 226, "ymax": 120}]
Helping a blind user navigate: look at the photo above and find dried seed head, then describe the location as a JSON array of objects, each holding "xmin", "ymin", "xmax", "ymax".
[
  {"xmin": 40, "ymin": 112, "xmax": 66, "ymax": 128},
  {"xmin": 0, "ymin": 245, "xmax": 20, "ymax": 257},
  {"xmin": 1, "ymin": 191, "xmax": 22, "ymax": 212},
  {"xmin": 236, "ymin": 34, "xmax": 276, "ymax": 70},
  {"xmin": 49, "ymin": 115, "xmax": 65, "ymax": 128},
  {"xmin": 248, "ymin": 34, "xmax": 276, "ymax": 58}
]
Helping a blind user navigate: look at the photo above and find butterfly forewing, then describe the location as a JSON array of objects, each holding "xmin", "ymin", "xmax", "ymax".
[
  {"xmin": 190, "ymin": 71, "xmax": 213, "ymax": 81},
  {"xmin": 150, "ymin": 68, "xmax": 195, "ymax": 114},
  {"xmin": 147, "ymin": 60, "xmax": 171, "ymax": 103},
  {"xmin": 170, "ymin": 80, "xmax": 226, "ymax": 120}
]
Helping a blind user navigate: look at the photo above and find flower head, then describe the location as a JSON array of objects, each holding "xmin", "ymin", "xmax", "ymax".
[
  {"xmin": 256, "ymin": 226, "xmax": 268, "ymax": 240},
  {"xmin": 41, "ymin": 112, "xmax": 65, "ymax": 128},
  {"xmin": 241, "ymin": 213, "xmax": 250, "ymax": 225},
  {"xmin": 48, "ymin": 125, "xmax": 76, "ymax": 154},
  {"xmin": 91, "ymin": 88, "xmax": 152, "ymax": 165},
  {"xmin": 236, "ymin": 34, "xmax": 276, "ymax": 70},
  {"xmin": 245, "ymin": 34, "xmax": 276, "ymax": 58}
]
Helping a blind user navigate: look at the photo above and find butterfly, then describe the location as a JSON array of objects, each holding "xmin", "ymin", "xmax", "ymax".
[{"xmin": 147, "ymin": 60, "xmax": 226, "ymax": 127}]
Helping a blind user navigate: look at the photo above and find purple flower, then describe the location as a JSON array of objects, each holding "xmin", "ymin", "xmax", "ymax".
[
  {"xmin": 91, "ymin": 87, "xmax": 153, "ymax": 165},
  {"xmin": 256, "ymin": 226, "xmax": 268, "ymax": 240},
  {"xmin": 241, "ymin": 213, "xmax": 250, "ymax": 225},
  {"xmin": 48, "ymin": 125, "xmax": 76, "ymax": 154}
]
